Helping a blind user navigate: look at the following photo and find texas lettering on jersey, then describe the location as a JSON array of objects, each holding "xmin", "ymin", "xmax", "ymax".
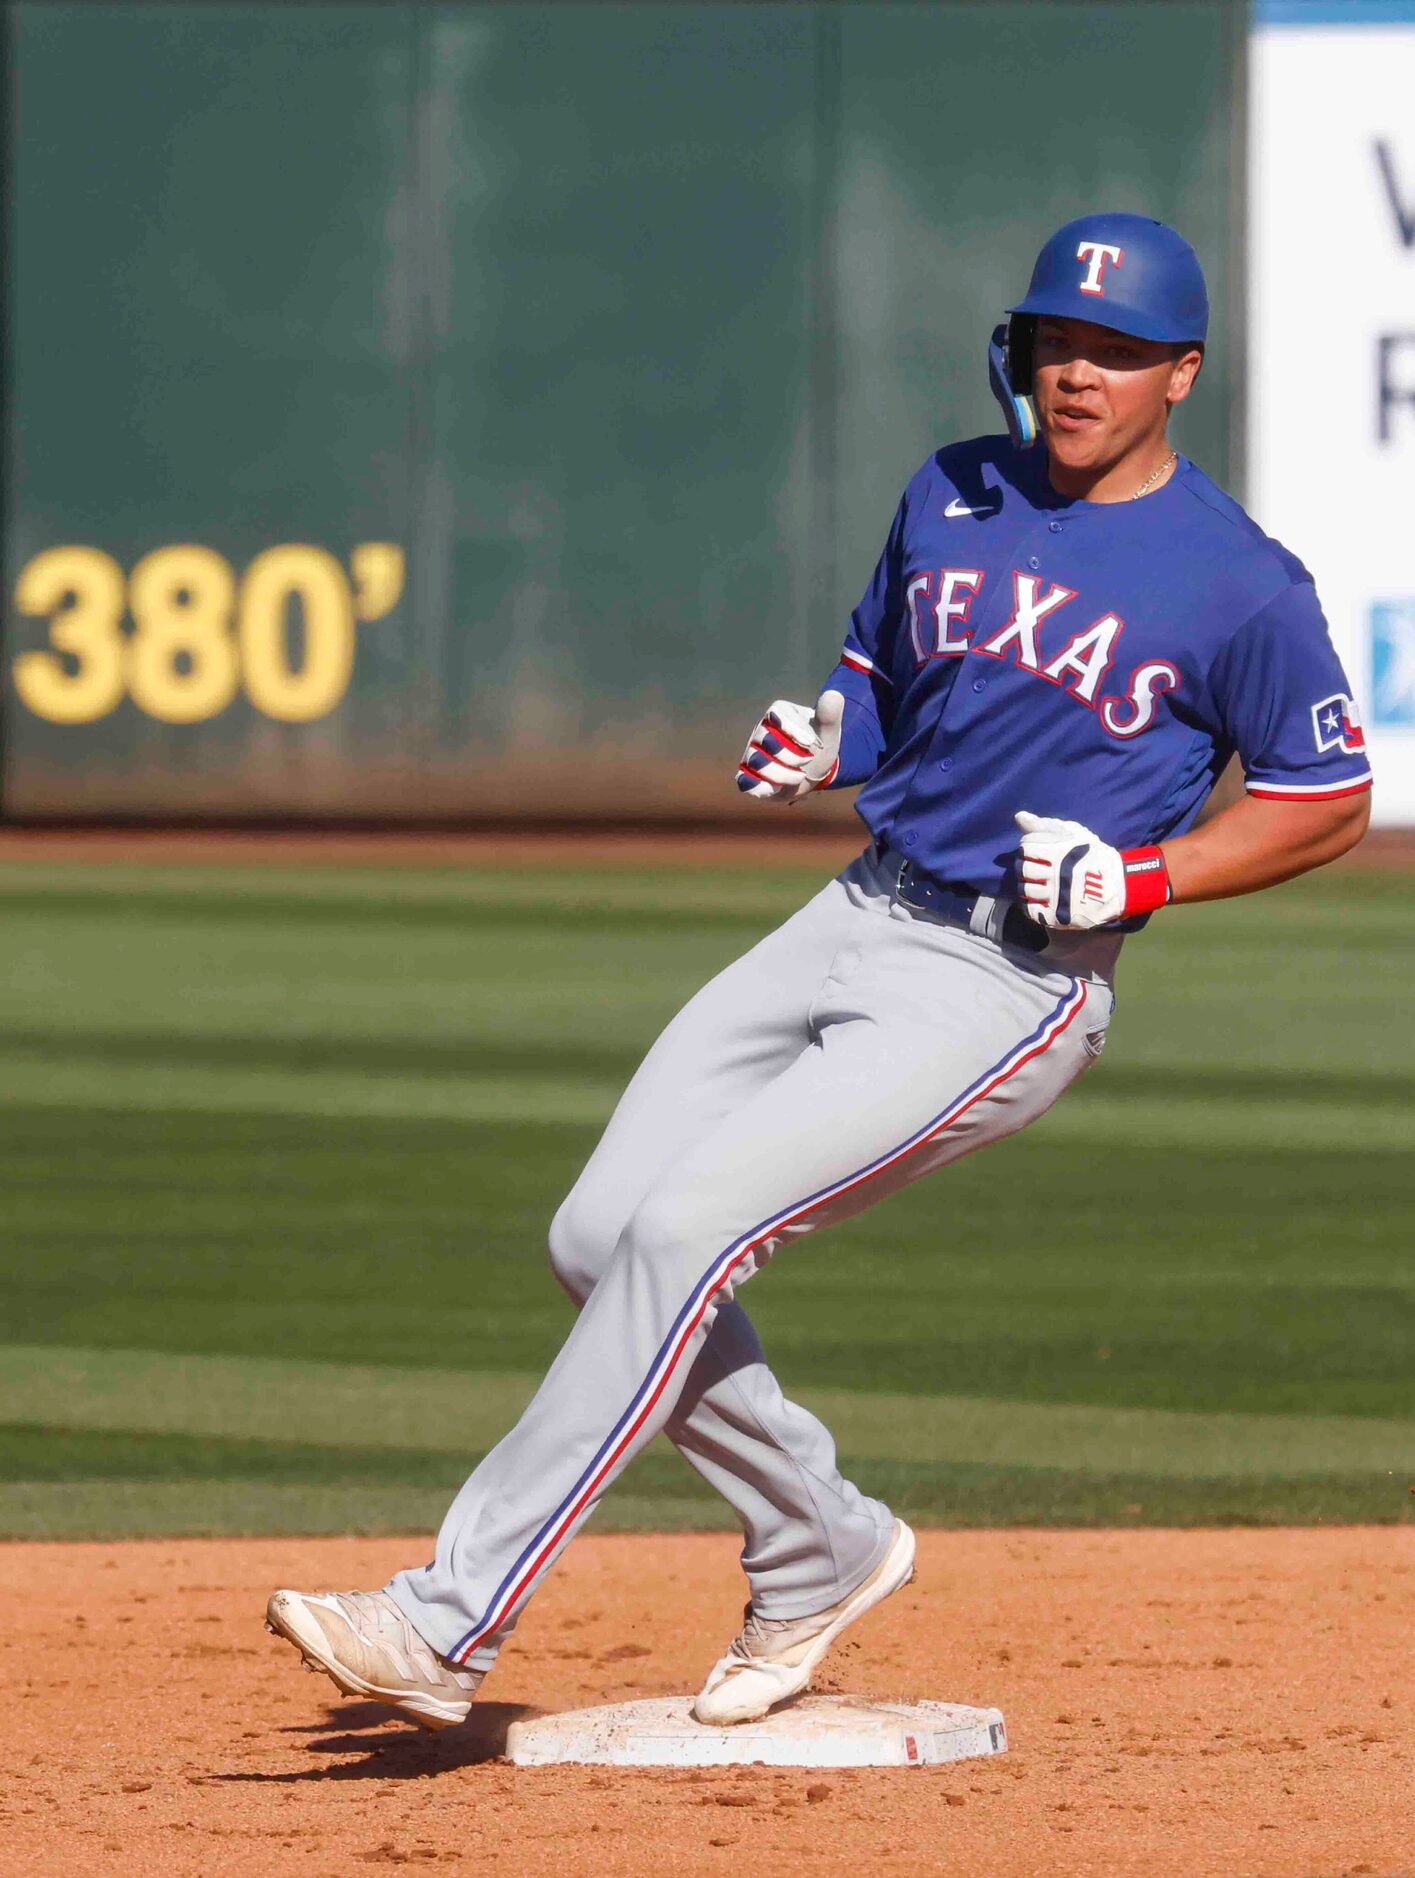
[
  {"xmin": 893, "ymin": 567, "xmax": 1175, "ymax": 740},
  {"xmin": 820, "ymin": 436, "xmax": 1373, "ymax": 902}
]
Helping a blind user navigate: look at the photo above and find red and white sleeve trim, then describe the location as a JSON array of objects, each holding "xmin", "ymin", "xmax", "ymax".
[
  {"xmin": 1245, "ymin": 771, "xmax": 1373, "ymax": 801},
  {"xmin": 840, "ymin": 647, "xmax": 875, "ymax": 675}
]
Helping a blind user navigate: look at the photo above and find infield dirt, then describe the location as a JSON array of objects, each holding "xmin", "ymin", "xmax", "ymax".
[{"xmin": 0, "ymin": 1528, "xmax": 1407, "ymax": 1878}]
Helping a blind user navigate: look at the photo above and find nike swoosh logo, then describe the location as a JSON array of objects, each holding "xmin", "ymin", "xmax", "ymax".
[{"xmin": 944, "ymin": 496, "xmax": 1001, "ymax": 519}]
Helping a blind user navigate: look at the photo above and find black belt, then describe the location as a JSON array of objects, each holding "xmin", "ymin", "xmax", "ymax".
[{"xmin": 893, "ymin": 857, "xmax": 1048, "ymax": 954}]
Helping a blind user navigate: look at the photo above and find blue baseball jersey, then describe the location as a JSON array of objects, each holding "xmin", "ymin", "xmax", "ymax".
[{"xmin": 823, "ymin": 437, "xmax": 1372, "ymax": 898}]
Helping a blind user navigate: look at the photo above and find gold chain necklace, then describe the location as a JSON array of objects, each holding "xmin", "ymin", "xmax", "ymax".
[{"xmin": 1131, "ymin": 450, "xmax": 1177, "ymax": 501}]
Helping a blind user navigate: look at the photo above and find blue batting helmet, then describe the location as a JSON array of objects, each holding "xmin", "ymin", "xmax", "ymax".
[{"xmin": 989, "ymin": 212, "xmax": 1209, "ymax": 448}]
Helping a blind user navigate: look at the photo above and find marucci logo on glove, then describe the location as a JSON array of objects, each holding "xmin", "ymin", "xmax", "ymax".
[{"xmin": 1120, "ymin": 848, "xmax": 1171, "ymax": 915}]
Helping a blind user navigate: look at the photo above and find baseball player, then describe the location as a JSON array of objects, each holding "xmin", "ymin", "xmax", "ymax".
[{"xmin": 267, "ymin": 213, "xmax": 1371, "ymax": 1730}]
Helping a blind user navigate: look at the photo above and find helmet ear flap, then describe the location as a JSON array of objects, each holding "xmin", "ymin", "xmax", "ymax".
[
  {"xmin": 988, "ymin": 316, "xmax": 1038, "ymax": 449},
  {"xmin": 1007, "ymin": 314, "xmax": 1035, "ymax": 399}
]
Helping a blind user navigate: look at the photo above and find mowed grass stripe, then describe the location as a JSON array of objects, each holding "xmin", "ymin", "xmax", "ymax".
[
  {"xmin": 0, "ymin": 861, "xmax": 835, "ymax": 914},
  {"xmin": 0, "ymin": 887, "xmax": 786, "ymax": 939},
  {"xmin": 0, "ymin": 861, "xmax": 835, "ymax": 937},
  {"xmin": 3, "ymin": 1026, "xmax": 1410, "ymax": 1110},
  {"xmin": 0, "ymin": 1057, "xmax": 622, "ymax": 1128},
  {"xmin": 2, "ymin": 1465, "xmax": 1406, "ymax": 1542},
  {"xmin": 0, "ymin": 1061, "xmax": 1404, "ymax": 1150},
  {"xmin": 0, "ymin": 1481, "xmax": 464, "ymax": 1540},
  {"xmin": 0, "ymin": 1479, "xmax": 719, "ymax": 1539},
  {"xmin": 3, "ymin": 1345, "xmax": 1409, "ymax": 1480},
  {"xmin": 0, "ymin": 1027, "xmax": 645, "ymax": 1085}
]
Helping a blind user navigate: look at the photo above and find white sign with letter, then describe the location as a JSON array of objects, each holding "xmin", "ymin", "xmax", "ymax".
[{"xmin": 1248, "ymin": 3, "xmax": 1415, "ymax": 824}]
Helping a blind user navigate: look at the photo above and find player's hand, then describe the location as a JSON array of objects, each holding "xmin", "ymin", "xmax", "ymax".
[
  {"xmin": 736, "ymin": 691, "xmax": 845, "ymax": 803},
  {"xmin": 1014, "ymin": 810, "xmax": 1172, "ymax": 929}
]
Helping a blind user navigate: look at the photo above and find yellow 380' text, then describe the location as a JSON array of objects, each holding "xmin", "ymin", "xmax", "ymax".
[{"xmin": 11, "ymin": 542, "xmax": 404, "ymax": 726}]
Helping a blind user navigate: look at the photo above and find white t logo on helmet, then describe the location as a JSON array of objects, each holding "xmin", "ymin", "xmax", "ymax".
[{"xmin": 1076, "ymin": 240, "xmax": 1124, "ymax": 295}]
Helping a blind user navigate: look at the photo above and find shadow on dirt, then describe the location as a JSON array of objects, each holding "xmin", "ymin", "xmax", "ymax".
[{"xmin": 212, "ymin": 1699, "xmax": 542, "ymax": 1781}]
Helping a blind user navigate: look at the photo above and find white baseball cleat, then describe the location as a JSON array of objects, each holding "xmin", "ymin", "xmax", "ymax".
[
  {"xmin": 692, "ymin": 1519, "xmax": 917, "ymax": 1726},
  {"xmin": 265, "ymin": 1588, "xmax": 482, "ymax": 1731}
]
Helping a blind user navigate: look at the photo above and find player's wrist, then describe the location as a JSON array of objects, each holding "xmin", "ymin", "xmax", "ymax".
[{"xmin": 1117, "ymin": 844, "xmax": 1171, "ymax": 916}]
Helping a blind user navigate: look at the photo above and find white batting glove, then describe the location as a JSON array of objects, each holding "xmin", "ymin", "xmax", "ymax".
[
  {"xmin": 1015, "ymin": 810, "xmax": 1172, "ymax": 930},
  {"xmin": 736, "ymin": 691, "xmax": 845, "ymax": 803}
]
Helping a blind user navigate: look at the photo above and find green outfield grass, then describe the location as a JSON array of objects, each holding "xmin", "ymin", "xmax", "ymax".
[{"xmin": 0, "ymin": 854, "xmax": 1410, "ymax": 1539}]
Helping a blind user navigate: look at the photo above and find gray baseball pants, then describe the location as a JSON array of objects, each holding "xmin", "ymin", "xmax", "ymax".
[{"xmin": 388, "ymin": 845, "xmax": 1119, "ymax": 1670}]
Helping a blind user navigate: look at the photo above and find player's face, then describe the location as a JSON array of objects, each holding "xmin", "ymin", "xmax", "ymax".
[{"xmin": 1031, "ymin": 317, "xmax": 1202, "ymax": 495}]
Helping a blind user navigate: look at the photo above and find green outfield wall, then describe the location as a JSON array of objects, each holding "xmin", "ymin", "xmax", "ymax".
[{"xmin": 2, "ymin": 1, "xmax": 1244, "ymax": 819}]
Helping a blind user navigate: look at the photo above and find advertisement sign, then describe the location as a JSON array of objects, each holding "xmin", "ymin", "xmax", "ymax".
[{"xmin": 1248, "ymin": 2, "xmax": 1415, "ymax": 824}]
